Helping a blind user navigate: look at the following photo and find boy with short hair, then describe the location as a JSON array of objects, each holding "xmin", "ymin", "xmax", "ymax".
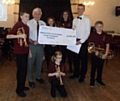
[
  {"xmin": 6, "ymin": 11, "xmax": 30, "ymax": 97},
  {"xmin": 88, "ymin": 21, "xmax": 110, "ymax": 87}
]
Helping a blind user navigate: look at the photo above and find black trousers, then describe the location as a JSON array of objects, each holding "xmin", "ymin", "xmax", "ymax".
[
  {"xmin": 59, "ymin": 46, "xmax": 73, "ymax": 69},
  {"xmin": 59, "ymin": 46, "xmax": 67, "ymax": 63},
  {"xmin": 50, "ymin": 79, "xmax": 67, "ymax": 97},
  {"xmin": 90, "ymin": 55, "xmax": 104, "ymax": 82},
  {"xmin": 16, "ymin": 54, "xmax": 28, "ymax": 93},
  {"xmin": 73, "ymin": 40, "xmax": 88, "ymax": 79},
  {"xmin": 67, "ymin": 50, "xmax": 74, "ymax": 71},
  {"xmin": 44, "ymin": 45, "xmax": 57, "ymax": 67}
]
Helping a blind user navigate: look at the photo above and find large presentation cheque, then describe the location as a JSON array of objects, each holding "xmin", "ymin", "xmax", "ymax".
[{"xmin": 38, "ymin": 26, "xmax": 76, "ymax": 45}]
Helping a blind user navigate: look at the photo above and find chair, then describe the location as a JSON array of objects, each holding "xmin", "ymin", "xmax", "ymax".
[
  {"xmin": 0, "ymin": 38, "xmax": 15, "ymax": 64},
  {"xmin": 110, "ymin": 35, "xmax": 120, "ymax": 56},
  {"xmin": 105, "ymin": 34, "xmax": 113, "ymax": 64},
  {"xmin": 115, "ymin": 44, "xmax": 120, "ymax": 56},
  {"xmin": 114, "ymin": 36, "xmax": 120, "ymax": 56},
  {"xmin": 90, "ymin": 26, "xmax": 95, "ymax": 34},
  {"xmin": 105, "ymin": 30, "xmax": 115, "ymax": 34},
  {"xmin": 0, "ymin": 27, "xmax": 4, "ymax": 38}
]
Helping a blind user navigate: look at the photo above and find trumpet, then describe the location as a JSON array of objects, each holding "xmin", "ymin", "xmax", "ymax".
[
  {"xmin": 88, "ymin": 42, "xmax": 114, "ymax": 59},
  {"xmin": 17, "ymin": 27, "xmax": 28, "ymax": 47},
  {"xmin": 57, "ymin": 65, "xmax": 63, "ymax": 85}
]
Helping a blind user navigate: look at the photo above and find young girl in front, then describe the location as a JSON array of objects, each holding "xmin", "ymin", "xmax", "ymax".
[{"xmin": 48, "ymin": 51, "xmax": 67, "ymax": 98}]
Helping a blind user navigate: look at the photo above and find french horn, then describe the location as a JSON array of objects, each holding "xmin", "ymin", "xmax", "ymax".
[{"xmin": 88, "ymin": 42, "xmax": 114, "ymax": 59}]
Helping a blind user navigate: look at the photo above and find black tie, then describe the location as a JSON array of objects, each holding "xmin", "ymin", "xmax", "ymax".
[
  {"xmin": 77, "ymin": 17, "xmax": 82, "ymax": 20},
  {"xmin": 37, "ymin": 21, "xmax": 39, "ymax": 41}
]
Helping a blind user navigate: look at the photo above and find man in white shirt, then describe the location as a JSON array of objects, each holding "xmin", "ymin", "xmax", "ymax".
[
  {"xmin": 69, "ymin": 4, "xmax": 91, "ymax": 83},
  {"xmin": 27, "ymin": 8, "xmax": 46, "ymax": 87}
]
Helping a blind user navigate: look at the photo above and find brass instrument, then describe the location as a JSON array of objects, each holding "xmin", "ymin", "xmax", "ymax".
[
  {"xmin": 88, "ymin": 42, "xmax": 114, "ymax": 59},
  {"xmin": 57, "ymin": 65, "xmax": 63, "ymax": 85},
  {"xmin": 17, "ymin": 27, "xmax": 28, "ymax": 47}
]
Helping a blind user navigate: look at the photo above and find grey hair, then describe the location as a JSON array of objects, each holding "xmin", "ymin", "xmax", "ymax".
[{"xmin": 32, "ymin": 7, "xmax": 42, "ymax": 15}]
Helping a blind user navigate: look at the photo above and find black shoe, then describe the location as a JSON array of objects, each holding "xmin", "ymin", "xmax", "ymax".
[
  {"xmin": 24, "ymin": 87, "xmax": 30, "ymax": 91},
  {"xmin": 16, "ymin": 91, "xmax": 26, "ymax": 97},
  {"xmin": 36, "ymin": 78, "xmax": 45, "ymax": 83},
  {"xmin": 90, "ymin": 82, "xmax": 94, "ymax": 87},
  {"xmin": 29, "ymin": 82, "xmax": 35, "ymax": 88},
  {"xmin": 78, "ymin": 78, "xmax": 84, "ymax": 83},
  {"xmin": 51, "ymin": 93, "xmax": 56, "ymax": 98},
  {"xmin": 96, "ymin": 80, "xmax": 105, "ymax": 86},
  {"xmin": 51, "ymin": 91, "xmax": 56, "ymax": 98},
  {"xmin": 69, "ymin": 75, "xmax": 79, "ymax": 79}
]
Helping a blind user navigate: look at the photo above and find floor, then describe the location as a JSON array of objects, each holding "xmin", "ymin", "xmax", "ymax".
[{"xmin": 0, "ymin": 54, "xmax": 120, "ymax": 101}]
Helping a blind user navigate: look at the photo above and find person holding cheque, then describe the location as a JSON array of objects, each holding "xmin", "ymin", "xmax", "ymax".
[
  {"xmin": 27, "ymin": 8, "xmax": 46, "ymax": 88},
  {"xmin": 69, "ymin": 4, "xmax": 91, "ymax": 83},
  {"xmin": 44, "ymin": 17, "xmax": 58, "ymax": 68}
]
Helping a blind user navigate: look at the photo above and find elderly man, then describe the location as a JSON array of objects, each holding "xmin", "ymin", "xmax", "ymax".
[{"xmin": 27, "ymin": 8, "xmax": 46, "ymax": 87}]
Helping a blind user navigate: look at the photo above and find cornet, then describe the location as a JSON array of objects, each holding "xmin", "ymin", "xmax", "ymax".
[
  {"xmin": 17, "ymin": 27, "xmax": 28, "ymax": 47},
  {"xmin": 57, "ymin": 65, "xmax": 63, "ymax": 85},
  {"xmin": 88, "ymin": 42, "xmax": 114, "ymax": 59}
]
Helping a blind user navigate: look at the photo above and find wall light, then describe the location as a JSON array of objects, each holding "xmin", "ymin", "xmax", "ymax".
[
  {"xmin": 83, "ymin": 1, "xmax": 95, "ymax": 7},
  {"xmin": 2, "ymin": 0, "xmax": 15, "ymax": 5}
]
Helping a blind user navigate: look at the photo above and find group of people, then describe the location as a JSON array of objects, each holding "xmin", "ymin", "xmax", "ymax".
[{"xmin": 6, "ymin": 3, "xmax": 110, "ymax": 98}]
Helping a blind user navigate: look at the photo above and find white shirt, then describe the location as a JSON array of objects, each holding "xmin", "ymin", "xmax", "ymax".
[
  {"xmin": 27, "ymin": 19, "xmax": 46, "ymax": 41},
  {"xmin": 73, "ymin": 15, "xmax": 91, "ymax": 43}
]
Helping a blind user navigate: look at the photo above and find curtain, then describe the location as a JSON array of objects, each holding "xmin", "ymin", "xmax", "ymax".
[{"xmin": 19, "ymin": 0, "xmax": 73, "ymax": 22}]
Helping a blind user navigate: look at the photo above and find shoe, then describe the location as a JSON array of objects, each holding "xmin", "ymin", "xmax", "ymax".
[
  {"xmin": 29, "ymin": 82, "xmax": 35, "ymax": 88},
  {"xmin": 24, "ymin": 87, "xmax": 30, "ymax": 91},
  {"xmin": 36, "ymin": 78, "xmax": 45, "ymax": 83},
  {"xmin": 69, "ymin": 75, "xmax": 79, "ymax": 79},
  {"xmin": 51, "ymin": 93, "xmax": 56, "ymax": 98},
  {"xmin": 16, "ymin": 91, "xmax": 26, "ymax": 97},
  {"xmin": 51, "ymin": 91, "xmax": 56, "ymax": 98},
  {"xmin": 96, "ymin": 80, "xmax": 105, "ymax": 86},
  {"xmin": 90, "ymin": 82, "xmax": 94, "ymax": 87},
  {"xmin": 78, "ymin": 77, "xmax": 84, "ymax": 83}
]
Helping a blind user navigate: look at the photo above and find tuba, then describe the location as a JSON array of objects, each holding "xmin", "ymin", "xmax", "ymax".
[
  {"xmin": 17, "ymin": 27, "xmax": 28, "ymax": 47},
  {"xmin": 57, "ymin": 65, "xmax": 63, "ymax": 85},
  {"xmin": 88, "ymin": 42, "xmax": 114, "ymax": 59}
]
